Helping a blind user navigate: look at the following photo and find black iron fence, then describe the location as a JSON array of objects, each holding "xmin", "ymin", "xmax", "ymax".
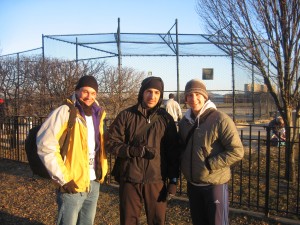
[{"xmin": 0, "ymin": 116, "xmax": 299, "ymax": 221}]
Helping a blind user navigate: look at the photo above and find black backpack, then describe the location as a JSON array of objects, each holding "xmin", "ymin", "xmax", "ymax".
[{"xmin": 25, "ymin": 101, "xmax": 77, "ymax": 179}]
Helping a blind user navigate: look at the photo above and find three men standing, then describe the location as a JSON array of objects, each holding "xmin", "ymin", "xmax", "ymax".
[{"xmin": 37, "ymin": 75, "xmax": 243, "ymax": 225}]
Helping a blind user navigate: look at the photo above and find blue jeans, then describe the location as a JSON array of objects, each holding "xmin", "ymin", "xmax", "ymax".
[{"xmin": 57, "ymin": 180, "xmax": 100, "ymax": 225}]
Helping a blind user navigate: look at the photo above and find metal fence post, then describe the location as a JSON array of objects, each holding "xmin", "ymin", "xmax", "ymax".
[{"xmin": 265, "ymin": 126, "xmax": 271, "ymax": 217}]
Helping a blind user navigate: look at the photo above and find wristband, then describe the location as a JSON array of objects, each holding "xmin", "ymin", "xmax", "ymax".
[{"xmin": 170, "ymin": 178, "xmax": 177, "ymax": 184}]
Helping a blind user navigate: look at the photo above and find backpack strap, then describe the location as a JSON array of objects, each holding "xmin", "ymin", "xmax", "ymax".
[
  {"xmin": 185, "ymin": 108, "xmax": 216, "ymax": 145},
  {"xmin": 185, "ymin": 122, "xmax": 197, "ymax": 145},
  {"xmin": 59, "ymin": 100, "xmax": 77, "ymax": 158}
]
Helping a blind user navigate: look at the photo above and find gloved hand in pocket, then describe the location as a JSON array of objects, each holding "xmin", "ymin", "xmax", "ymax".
[
  {"xmin": 129, "ymin": 145, "xmax": 144, "ymax": 157},
  {"xmin": 62, "ymin": 179, "xmax": 78, "ymax": 194}
]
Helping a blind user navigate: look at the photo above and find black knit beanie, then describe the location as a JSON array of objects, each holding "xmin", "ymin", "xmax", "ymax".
[
  {"xmin": 138, "ymin": 76, "xmax": 164, "ymax": 104},
  {"xmin": 75, "ymin": 75, "xmax": 98, "ymax": 93}
]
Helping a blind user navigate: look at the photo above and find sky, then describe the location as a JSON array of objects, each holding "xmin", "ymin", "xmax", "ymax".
[
  {"xmin": 0, "ymin": 0, "xmax": 250, "ymax": 92},
  {"xmin": 0, "ymin": 0, "xmax": 202, "ymax": 55}
]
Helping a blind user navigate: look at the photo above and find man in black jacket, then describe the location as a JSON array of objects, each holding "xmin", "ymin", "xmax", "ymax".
[{"xmin": 107, "ymin": 76, "xmax": 180, "ymax": 225}]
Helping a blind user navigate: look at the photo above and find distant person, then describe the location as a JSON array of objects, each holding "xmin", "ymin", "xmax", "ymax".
[
  {"xmin": 107, "ymin": 76, "xmax": 180, "ymax": 225},
  {"xmin": 178, "ymin": 79, "xmax": 244, "ymax": 225},
  {"xmin": 269, "ymin": 116, "xmax": 286, "ymax": 146},
  {"xmin": 37, "ymin": 75, "xmax": 108, "ymax": 225},
  {"xmin": 165, "ymin": 93, "xmax": 182, "ymax": 122}
]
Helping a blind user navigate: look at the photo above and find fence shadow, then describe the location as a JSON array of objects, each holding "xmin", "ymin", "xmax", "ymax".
[{"xmin": 0, "ymin": 211, "xmax": 45, "ymax": 225}]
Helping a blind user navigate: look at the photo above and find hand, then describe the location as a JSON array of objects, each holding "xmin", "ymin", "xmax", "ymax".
[
  {"xmin": 62, "ymin": 180, "xmax": 78, "ymax": 194},
  {"xmin": 129, "ymin": 146, "xmax": 144, "ymax": 157},
  {"xmin": 167, "ymin": 183, "xmax": 177, "ymax": 197},
  {"xmin": 129, "ymin": 146, "xmax": 155, "ymax": 159},
  {"xmin": 166, "ymin": 178, "xmax": 177, "ymax": 200},
  {"xmin": 142, "ymin": 147, "xmax": 155, "ymax": 159},
  {"xmin": 158, "ymin": 184, "xmax": 168, "ymax": 202}
]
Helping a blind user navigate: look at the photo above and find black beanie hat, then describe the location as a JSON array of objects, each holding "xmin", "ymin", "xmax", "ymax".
[
  {"xmin": 138, "ymin": 76, "xmax": 164, "ymax": 104},
  {"xmin": 75, "ymin": 75, "xmax": 98, "ymax": 92}
]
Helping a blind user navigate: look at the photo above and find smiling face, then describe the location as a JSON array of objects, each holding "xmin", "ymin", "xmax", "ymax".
[
  {"xmin": 186, "ymin": 92, "xmax": 206, "ymax": 116},
  {"xmin": 142, "ymin": 88, "xmax": 161, "ymax": 109},
  {"xmin": 76, "ymin": 86, "xmax": 97, "ymax": 106}
]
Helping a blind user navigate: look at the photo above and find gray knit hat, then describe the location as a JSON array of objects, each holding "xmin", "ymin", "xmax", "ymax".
[{"xmin": 185, "ymin": 79, "xmax": 208, "ymax": 100}]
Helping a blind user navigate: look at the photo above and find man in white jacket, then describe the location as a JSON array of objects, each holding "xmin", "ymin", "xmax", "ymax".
[
  {"xmin": 165, "ymin": 93, "xmax": 182, "ymax": 122},
  {"xmin": 37, "ymin": 75, "xmax": 107, "ymax": 225}
]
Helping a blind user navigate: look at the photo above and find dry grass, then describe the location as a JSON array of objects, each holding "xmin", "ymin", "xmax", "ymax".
[{"xmin": 1, "ymin": 159, "xmax": 298, "ymax": 225}]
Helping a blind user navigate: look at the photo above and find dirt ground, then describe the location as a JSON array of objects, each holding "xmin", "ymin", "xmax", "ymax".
[{"xmin": 0, "ymin": 158, "xmax": 298, "ymax": 225}]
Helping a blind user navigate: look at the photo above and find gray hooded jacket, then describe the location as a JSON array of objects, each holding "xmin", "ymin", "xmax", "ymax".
[{"xmin": 178, "ymin": 100, "xmax": 244, "ymax": 185}]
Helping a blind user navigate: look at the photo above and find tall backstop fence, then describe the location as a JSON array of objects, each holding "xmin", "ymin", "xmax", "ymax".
[{"xmin": 0, "ymin": 19, "xmax": 276, "ymax": 121}]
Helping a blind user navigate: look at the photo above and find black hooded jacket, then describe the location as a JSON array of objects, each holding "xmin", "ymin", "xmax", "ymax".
[{"xmin": 107, "ymin": 77, "xmax": 180, "ymax": 183}]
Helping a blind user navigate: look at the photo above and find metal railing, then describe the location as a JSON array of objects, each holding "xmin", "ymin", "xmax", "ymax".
[{"xmin": 0, "ymin": 116, "xmax": 299, "ymax": 220}]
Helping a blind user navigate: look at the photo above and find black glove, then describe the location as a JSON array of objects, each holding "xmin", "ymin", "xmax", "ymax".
[
  {"xmin": 158, "ymin": 184, "xmax": 168, "ymax": 202},
  {"xmin": 129, "ymin": 146, "xmax": 156, "ymax": 159},
  {"xmin": 129, "ymin": 146, "xmax": 144, "ymax": 157},
  {"xmin": 142, "ymin": 147, "xmax": 155, "ymax": 159},
  {"xmin": 62, "ymin": 179, "xmax": 78, "ymax": 194}
]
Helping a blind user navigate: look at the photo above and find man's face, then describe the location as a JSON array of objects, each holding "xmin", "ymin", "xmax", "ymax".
[
  {"xmin": 186, "ymin": 92, "xmax": 206, "ymax": 114},
  {"xmin": 143, "ymin": 88, "xmax": 161, "ymax": 109},
  {"xmin": 76, "ymin": 87, "xmax": 97, "ymax": 106}
]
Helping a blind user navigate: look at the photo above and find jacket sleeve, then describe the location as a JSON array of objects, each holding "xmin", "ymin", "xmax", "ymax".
[
  {"xmin": 106, "ymin": 111, "xmax": 132, "ymax": 158},
  {"xmin": 99, "ymin": 110, "xmax": 108, "ymax": 183},
  {"xmin": 208, "ymin": 116, "xmax": 244, "ymax": 171},
  {"xmin": 36, "ymin": 105, "xmax": 71, "ymax": 186},
  {"xmin": 177, "ymin": 102, "xmax": 182, "ymax": 120},
  {"xmin": 164, "ymin": 115, "xmax": 181, "ymax": 179}
]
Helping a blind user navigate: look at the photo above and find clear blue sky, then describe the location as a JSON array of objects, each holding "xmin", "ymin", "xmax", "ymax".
[
  {"xmin": 0, "ymin": 0, "xmax": 250, "ymax": 92},
  {"xmin": 0, "ymin": 0, "xmax": 202, "ymax": 55}
]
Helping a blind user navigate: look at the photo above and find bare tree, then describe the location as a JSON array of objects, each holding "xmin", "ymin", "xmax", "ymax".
[
  {"xmin": 29, "ymin": 58, "xmax": 108, "ymax": 115},
  {"xmin": 196, "ymin": 0, "xmax": 299, "ymax": 181},
  {"xmin": 0, "ymin": 56, "xmax": 108, "ymax": 116},
  {"xmin": 98, "ymin": 66, "xmax": 145, "ymax": 118},
  {"xmin": 0, "ymin": 56, "xmax": 26, "ymax": 115}
]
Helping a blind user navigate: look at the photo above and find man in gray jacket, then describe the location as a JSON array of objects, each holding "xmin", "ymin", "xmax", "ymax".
[{"xmin": 178, "ymin": 79, "xmax": 244, "ymax": 225}]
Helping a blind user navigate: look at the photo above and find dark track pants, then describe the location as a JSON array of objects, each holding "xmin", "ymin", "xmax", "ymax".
[
  {"xmin": 119, "ymin": 182, "xmax": 167, "ymax": 225},
  {"xmin": 187, "ymin": 182, "xmax": 229, "ymax": 225}
]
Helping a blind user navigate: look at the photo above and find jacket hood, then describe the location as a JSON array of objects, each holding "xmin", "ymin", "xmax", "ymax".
[
  {"xmin": 184, "ymin": 100, "xmax": 217, "ymax": 124},
  {"xmin": 138, "ymin": 76, "xmax": 164, "ymax": 108}
]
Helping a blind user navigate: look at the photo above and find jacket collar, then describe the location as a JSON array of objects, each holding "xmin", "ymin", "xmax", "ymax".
[{"xmin": 184, "ymin": 100, "xmax": 217, "ymax": 124}]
